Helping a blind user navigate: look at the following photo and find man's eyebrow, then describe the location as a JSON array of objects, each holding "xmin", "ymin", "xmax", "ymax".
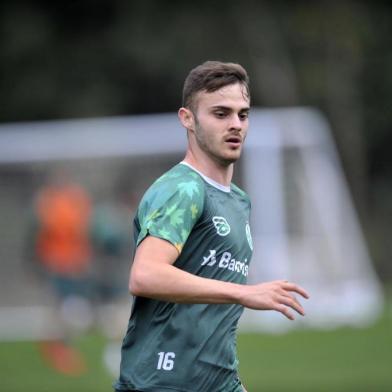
[{"xmin": 210, "ymin": 105, "xmax": 250, "ymax": 111}]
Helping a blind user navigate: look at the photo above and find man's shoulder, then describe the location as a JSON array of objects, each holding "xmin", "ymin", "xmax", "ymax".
[
  {"xmin": 149, "ymin": 163, "xmax": 205, "ymax": 195},
  {"xmin": 156, "ymin": 163, "xmax": 204, "ymax": 185},
  {"xmin": 135, "ymin": 164, "xmax": 206, "ymax": 250},
  {"xmin": 141, "ymin": 163, "xmax": 206, "ymax": 208}
]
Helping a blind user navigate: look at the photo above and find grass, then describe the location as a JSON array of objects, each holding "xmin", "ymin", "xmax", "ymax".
[
  {"xmin": 238, "ymin": 310, "xmax": 392, "ymax": 391},
  {"xmin": 0, "ymin": 310, "xmax": 391, "ymax": 391},
  {"xmin": 0, "ymin": 334, "xmax": 113, "ymax": 392}
]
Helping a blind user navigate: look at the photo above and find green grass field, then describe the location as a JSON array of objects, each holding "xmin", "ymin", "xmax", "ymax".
[
  {"xmin": 0, "ymin": 309, "xmax": 391, "ymax": 392},
  {"xmin": 238, "ymin": 313, "xmax": 392, "ymax": 392}
]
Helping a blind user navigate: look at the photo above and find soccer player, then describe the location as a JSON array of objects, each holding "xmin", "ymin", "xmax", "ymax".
[{"xmin": 115, "ymin": 61, "xmax": 309, "ymax": 392}]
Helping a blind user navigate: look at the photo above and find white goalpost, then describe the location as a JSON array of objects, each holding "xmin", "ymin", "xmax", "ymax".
[{"xmin": 240, "ymin": 108, "xmax": 383, "ymax": 332}]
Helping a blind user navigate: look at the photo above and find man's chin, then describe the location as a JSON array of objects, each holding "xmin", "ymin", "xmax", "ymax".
[
  {"xmin": 220, "ymin": 152, "xmax": 241, "ymax": 165},
  {"xmin": 227, "ymin": 149, "xmax": 243, "ymax": 160}
]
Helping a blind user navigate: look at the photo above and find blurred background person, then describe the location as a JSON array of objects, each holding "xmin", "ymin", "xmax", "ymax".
[{"xmin": 31, "ymin": 169, "xmax": 94, "ymax": 375}]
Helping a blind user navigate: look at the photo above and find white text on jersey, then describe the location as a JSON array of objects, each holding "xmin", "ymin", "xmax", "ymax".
[{"xmin": 201, "ymin": 250, "xmax": 249, "ymax": 277}]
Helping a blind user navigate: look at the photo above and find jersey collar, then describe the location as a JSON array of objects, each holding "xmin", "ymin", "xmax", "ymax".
[{"xmin": 180, "ymin": 161, "xmax": 231, "ymax": 193}]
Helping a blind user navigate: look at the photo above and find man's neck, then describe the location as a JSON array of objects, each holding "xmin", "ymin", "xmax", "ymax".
[{"xmin": 183, "ymin": 150, "xmax": 234, "ymax": 187}]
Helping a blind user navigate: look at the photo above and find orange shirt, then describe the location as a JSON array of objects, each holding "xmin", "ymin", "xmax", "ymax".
[{"xmin": 35, "ymin": 184, "xmax": 92, "ymax": 275}]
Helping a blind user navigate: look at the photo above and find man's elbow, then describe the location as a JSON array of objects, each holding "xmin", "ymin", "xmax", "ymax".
[{"xmin": 129, "ymin": 266, "xmax": 151, "ymax": 297}]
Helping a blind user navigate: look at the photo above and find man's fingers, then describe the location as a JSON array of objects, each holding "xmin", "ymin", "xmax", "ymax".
[
  {"xmin": 276, "ymin": 304, "xmax": 295, "ymax": 320},
  {"xmin": 282, "ymin": 282, "xmax": 310, "ymax": 299},
  {"xmin": 279, "ymin": 295, "xmax": 305, "ymax": 316},
  {"xmin": 281, "ymin": 292, "xmax": 305, "ymax": 313}
]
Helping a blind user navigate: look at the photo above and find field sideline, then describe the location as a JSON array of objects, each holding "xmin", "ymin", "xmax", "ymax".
[{"xmin": 0, "ymin": 308, "xmax": 391, "ymax": 392}]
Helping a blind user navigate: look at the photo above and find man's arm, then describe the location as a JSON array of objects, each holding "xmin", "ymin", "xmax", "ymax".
[{"xmin": 130, "ymin": 236, "xmax": 309, "ymax": 320}]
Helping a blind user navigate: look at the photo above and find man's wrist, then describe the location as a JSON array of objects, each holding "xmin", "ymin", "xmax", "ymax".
[{"xmin": 224, "ymin": 282, "xmax": 246, "ymax": 305}]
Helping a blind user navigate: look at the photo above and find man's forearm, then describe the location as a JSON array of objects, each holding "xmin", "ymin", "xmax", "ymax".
[{"xmin": 131, "ymin": 260, "xmax": 243, "ymax": 304}]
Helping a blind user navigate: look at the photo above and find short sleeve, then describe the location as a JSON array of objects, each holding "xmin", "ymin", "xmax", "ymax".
[{"xmin": 136, "ymin": 173, "xmax": 204, "ymax": 254}]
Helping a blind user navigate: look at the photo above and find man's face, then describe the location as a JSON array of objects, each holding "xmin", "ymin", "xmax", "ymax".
[{"xmin": 190, "ymin": 83, "xmax": 250, "ymax": 166}]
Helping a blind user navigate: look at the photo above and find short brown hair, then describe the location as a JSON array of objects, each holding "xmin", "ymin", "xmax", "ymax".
[{"xmin": 182, "ymin": 61, "xmax": 250, "ymax": 110}]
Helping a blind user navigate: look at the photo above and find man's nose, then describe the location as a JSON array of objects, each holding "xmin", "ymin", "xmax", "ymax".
[{"xmin": 229, "ymin": 114, "xmax": 242, "ymax": 130}]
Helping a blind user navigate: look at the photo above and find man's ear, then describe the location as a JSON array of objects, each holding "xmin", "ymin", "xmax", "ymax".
[{"xmin": 178, "ymin": 107, "xmax": 195, "ymax": 131}]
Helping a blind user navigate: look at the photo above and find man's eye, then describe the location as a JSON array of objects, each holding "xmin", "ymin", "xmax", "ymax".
[
  {"xmin": 239, "ymin": 112, "xmax": 249, "ymax": 120},
  {"xmin": 215, "ymin": 112, "xmax": 226, "ymax": 118}
]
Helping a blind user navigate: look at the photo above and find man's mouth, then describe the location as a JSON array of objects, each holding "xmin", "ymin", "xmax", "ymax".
[{"xmin": 225, "ymin": 136, "xmax": 242, "ymax": 148}]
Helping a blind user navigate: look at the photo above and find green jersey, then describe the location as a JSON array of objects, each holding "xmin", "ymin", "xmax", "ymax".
[{"xmin": 116, "ymin": 162, "xmax": 253, "ymax": 392}]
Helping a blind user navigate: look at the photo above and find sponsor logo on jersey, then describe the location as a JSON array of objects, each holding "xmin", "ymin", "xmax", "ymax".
[
  {"xmin": 212, "ymin": 216, "xmax": 231, "ymax": 236},
  {"xmin": 245, "ymin": 222, "xmax": 253, "ymax": 251},
  {"xmin": 201, "ymin": 249, "xmax": 249, "ymax": 277}
]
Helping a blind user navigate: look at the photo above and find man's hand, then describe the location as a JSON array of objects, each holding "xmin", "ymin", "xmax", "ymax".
[{"xmin": 238, "ymin": 280, "xmax": 309, "ymax": 320}]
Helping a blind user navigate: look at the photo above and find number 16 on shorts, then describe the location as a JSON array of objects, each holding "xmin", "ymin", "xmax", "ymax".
[{"xmin": 157, "ymin": 352, "xmax": 176, "ymax": 371}]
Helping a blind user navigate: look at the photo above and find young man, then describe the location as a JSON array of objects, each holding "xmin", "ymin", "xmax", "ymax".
[{"xmin": 115, "ymin": 61, "xmax": 309, "ymax": 392}]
